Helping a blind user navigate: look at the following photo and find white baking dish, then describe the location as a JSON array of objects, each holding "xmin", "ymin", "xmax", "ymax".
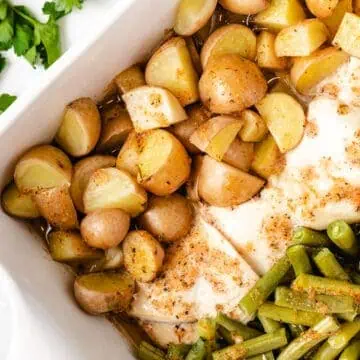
[{"xmin": 0, "ymin": 1, "xmax": 180, "ymax": 358}]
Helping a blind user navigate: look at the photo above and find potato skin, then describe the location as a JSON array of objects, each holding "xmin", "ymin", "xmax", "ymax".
[
  {"xmin": 220, "ymin": 0, "xmax": 269, "ymax": 14},
  {"xmin": 138, "ymin": 194, "xmax": 193, "ymax": 242},
  {"xmin": 80, "ymin": 209, "xmax": 130, "ymax": 250},
  {"xmin": 199, "ymin": 54, "xmax": 267, "ymax": 114},
  {"xmin": 223, "ymin": 139, "xmax": 254, "ymax": 172},
  {"xmin": 116, "ymin": 131, "xmax": 139, "ymax": 177}
]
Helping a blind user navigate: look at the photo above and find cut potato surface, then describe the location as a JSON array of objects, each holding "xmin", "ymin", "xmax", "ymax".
[
  {"xmin": 275, "ymin": 19, "xmax": 329, "ymax": 57},
  {"xmin": 70, "ymin": 155, "xmax": 116, "ymax": 213},
  {"xmin": 74, "ymin": 272, "xmax": 135, "ymax": 314},
  {"xmin": 56, "ymin": 98, "xmax": 101, "ymax": 157},
  {"xmin": 201, "ymin": 24, "xmax": 257, "ymax": 68},
  {"xmin": 145, "ymin": 37, "xmax": 199, "ymax": 107},
  {"xmin": 83, "ymin": 167, "xmax": 147, "ymax": 217},
  {"xmin": 174, "ymin": 0, "xmax": 217, "ymax": 36},
  {"xmin": 123, "ymin": 230, "xmax": 165, "ymax": 283},
  {"xmin": 223, "ymin": 139, "xmax": 254, "ymax": 172},
  {"xmin": 123, "ymin": 86, "xmax": 188, "ymax": 132},
  {"xmin": 14, "ymin": 145, "xmax": 72, "ymax": 194},
  {"xmin": 239, "ymin": 109, "xmax": 268, "ymax": 143},
  {"xmin": 116, "ymin": 131, "xmax": 139, "ymax": 177},
  {"xmin": 219, "ymin": 0, "xmax": 269, "ymax": 14},
  {"xmin": 323, "ymin": 0, "xmax": 352, "ymax": 37},
  {"xmin": 306, "ymin": 0, "xmax": 339, "ymax": 18},
  {"xmin": 137, "ymin": 129, "xmax": 191, "ymax": 196},
  {"xmin": 114, "ymin": 64, "xmax": 146, "ymax": 94},
  {"xmin": 256, "ymin": 92, "xmax": 305, "ymax": 153}
]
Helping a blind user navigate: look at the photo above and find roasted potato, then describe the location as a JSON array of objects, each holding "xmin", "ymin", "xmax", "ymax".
[
  {"xmin": 201, "ymin": 24, "xmax": 257, "ymax": 68},
  {"xmin": 116, "ymin": 131, "xmax": 139, "ymax": 177},
  {"xmin": 275, "ymin": 19, "xmax": 329, "ymax": 57},
  {"xmin": 138, "ymin": 194, "xmax": 193, "ymax": 242},
  {"xmin": 198, "ymin": 155, "xmax": 265, "ymax": 207},
  {"xmin": 56, "ymin": 98, "xmax": 101, "ymax": 157},
  {"xmin": 114, "ymin": 65, "xmax": 146, "ymax": 94},
  {"xmin": 70, "ymin": 155, "xmax": 116, "ymax": 213},
  {"xmin": 1, "ymin": 183, "xmax": 40, "ymax": 219},
  {"xmin": 219, "ymin": 0, "xmax": 269, "ymax": 14},
  {"xmin": 239, "ymin": 110, "xmax": 268, "ymax": 143},
  {"xmin": 80, "ymin": 209, "xmax": 130, "ymax": 250},
  {"xmin": 306, "ymin": 0, "xmax": 339, "ymax": 18},
  {"xmin": 174, "ymin": 0, "xmax": 217, "ymax": 36},
  {"xmin": 82, "ymin": 247, "xmax": 124, "ymax": 273},
  {"xmin": 355, "ymin": 0, "xmax": 360, "ymax": 15},
  {"xmin": 186, "ymin": 155, "xmax": 203, "ymax": 201},
  {"xmin": 254, "ymin": 0, "xmax": 306, "ymax": 32},
  {"xmin": 145, "ymin": 37, "xmax": 199, "ymax": 107},
  {"xmin": 190, "ymin": 115, "xmax": 244, "ymax": 161},
  {"xmin": 256, "ymin": 93, "xmax": 305, "ymax": 153},
  {"xmin": 137, "ymin": 129, "xmax": 191, "ymax": 196},
  {"xmin": 223, "ymin": 139, "xmax": 254, "ymax": 172},
  {"xmin": 290, "ymin": 47, "xmax": 349, "ymax": 94},
  {"xmin": 123, "ymin": 230, "xmax": 165, "ymax": 282},
  {"xmin": 257, "ymin": 31, "xmax": 289, "ymax": 71},
  {"xmin": 123, "ymin": 86, "xmax": 188, "ymax": 132},
  {"xmin": 323, "ymin": 0, "xmax": 352, "ymax": 37},
  {"xmin": 14, "ymin": 145, "xmax": 72, "ymax": 194},
  {"xmin": 83, "ymin": 168, "xmax": 147, "ymax": 216},
  {"xmin": 33, "ymin": 186, "xmax": 78, "ymax": 230},
  {"xmin": 74, "ymin": 272, "xmax": 135, "ymax": 314},
  {"xmin": 199, "ymin": 54, "xmax": 267, "ymax": 114},
  {"xmin": 49, "ymin": 231, "xmax": 103, "ymax": 264}
]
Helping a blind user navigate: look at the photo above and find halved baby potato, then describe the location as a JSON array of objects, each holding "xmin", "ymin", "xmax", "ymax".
[
  {"xmin": 123, "ymin": 230, "xmax": 165, "ymax": 283},
  {"xmin": 201, "ymin": 24, "xmax": 257, "ymax": 68},
  {"xmin": 290, "ymin": 47, "xmax": 349, "ymax": 95},
  {"xmin": 275, "ymin": 19, "xmax": 329, "ymax": 57},
  {"xmin": 256, "ymin": 92, "xmax": 305, "ymax": 153},
  {"xmin": 199, "ymin": 54, "xmax": 268, "ymax": 114},
  {"xmin": 56, "ymin": 98, "xmax": 101, "ymax": 157},
  {"xmin": 239, "ymin": 110, "xmax": 268, "ymax": 143},
  {"xmin": 14, "ymin": 145, "xmax": 72, "ymax": 194},
  {"xmin": 80, "ymin": 209, "xmax": 130, "ymax": 250},
  {"xmin": 145, "ymin": 37, "xmax": 199, "ymax": 107},
  {"xmin": 74, "ymin": 272, "xmax": 135, "ymax": 314},
  {"xmin": 189, "ymin": 115, "xmax": 244, "ymax": 161},
  {"xmin": 223, "ymin": 139, "xmax": 254, "ymax": 172},
  {"xmin": 138, "ymin": 194, "xmax": 193, "ymax": 243},
  {"xmin": 219, "ymin": 0, "xmax": 269, "ymax": 14},
  {"xmin": 70, "ymin": 155, "xmax": 116, "ymax": 213},
  {"xmin": 323, "ymin": 0, "xmax": 352, "ymax": 37},
  {"xmin": 186, "ymin": 155, "xmax": 203, "ymax": 202},
  {"xmin": 137, "ymin": 129, "xmax": 191, "ymax": 196},
  {"xmin": 306, "ymin": 0, "xmax": 339, "ymax": 18},
  {"xmin": 114, "ymin": 64, "xmax": 146, "ymax": 94},
  {"xmin": 123, "ymin": 86, "xmax": 188, "ymax": 132},
  {"xmin": 198, "ymin": 155, "xmax": 265, "ymax": 207},
  {"xmin": 174, "ymin": 0, "xmax": 217, "ymax": 36},
  {"xmin": 116, "ymin": 131, "xmax": 139, "ymax": 177},
  {"xmin": 83, "ymin": 168, "xmax": 147, "ymax": 216},
  {"xmin": 1, "ymin": 183, "xmax": 40, "ymax": 219},
  {"xmin": 49, "ymin": 231, "xmax": 103, "ymax": 264}
]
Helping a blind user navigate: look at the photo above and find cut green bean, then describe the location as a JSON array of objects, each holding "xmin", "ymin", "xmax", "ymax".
[
  {"xmin": 248, "ymin": 351, "xmax": 275, "ymax": 360},
  {"xmin": 313, "ymin": 248, "xmax": 350, "ymax": 281},
  {"xmin": 287, "ymin": 245, "xmax": 312, "ymax": 277},
  {"xmin": 167, "ymin": 344, "xmax": 192, "ymax": 360},
  {"xmin": 197, "ymin": 318, "xmax": 216, "ymax": 341},
  {"xmin": 258, "ymin": 302, "xmax": 324, "ymax": 326},
  {"xmin": 258, "ymin": 314, "xmax": 282, "ymax": 333},
  {"xmin": 185, "ymin": 339, "xmax": 207, "ymax": 360},
  {"xmin": 338, "ymin": 312, "xmax": 358, "ymax": 322},
  {"xmin": 313, "ymin": 320, "xmax": 360, "ymax": 360},
  {"xmin": 277, "ymin": 316, "xmax": 339, "ymax": 360},
  {"xmin": 327, "ymin": 220, "xmax": 359, "ymax": 256},
  {"xmin": 292, "ymin": 227, "xmax": 330, "ymax": 246},
  {"xmin": 339, "ymin": 339, "xmax": 360, "ymax": 360},
  {"xmin": 218, "ymin": 326, "xmax": 243, "ymax": 345},
  {"xmin": 138, "ymin": 341, "xmax": 166, "ymax": 360},
  {"xmin": 239, "ymin": 256, "xmax": 291, "ymax": 317},
  {"xmin": 288, "ymin": 324, "xmax": 306, "ymax": 339}
]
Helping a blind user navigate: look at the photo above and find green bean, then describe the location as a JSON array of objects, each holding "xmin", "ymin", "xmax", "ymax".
[
  {"xmin": 167, "ymin": 344, "xmax": 192, "ymax": 360},
  {"xmin": 275, "ymin": 286, "xmax": 356, "ymax": 314},
  {"xmin": 218, "ymin": 326, "xmax": 242, "ymax": 345},
  {"xmin": 258, "ymin": 302, "xmax": 324, "ymax": 326},
  {"xmin": 313, "ymin": 248, "xmax": 350, "ymax": 281},
  {"xmin": 313, "ymin": 320, "xmax": 360, "ymax": 360},
  {"xmin": 292, "ymin": 227, "xmax": 330, "ymax": 247},
  {"xmin": 138, "ymin": 341, "xmax": 166, "ymax": 360},
  {"xmin": 247, "ymin": 351, "xmax": 275, "ymax": 360},
  {"xmin": 327, "ymin": 220, "xmax": 359, "ymax": 256},
  {"xmin": 258, "ymin": 314, "xmax": 282, "ymax": 333},
  {"xmin": 287, "ymin": 245, "xmax": 312, "ymax": 277},
  {"xmin": 197, "ymin": 318, "xmax": 216, "ymax": 341},
  {"xmin": 185, "ymin": 339, "xmax": 207, "ymax": 360},
  {"xmin": 288, "ymin": 324, "xmax": 306, "ymax": 339},
  {"xmin": 339, "ymin": 339, "xmax": 360, "ymax": 360},
  {"xmin": 278, "ymin": 316, "xmax": 340, "ymax": 360},
  {"xmin": 338, "ymin": 312, "xmax": 358, "ymax": 322},
  {"xmin": 239, "ymin": 256, "xmax": 291, "ymax": 317}
]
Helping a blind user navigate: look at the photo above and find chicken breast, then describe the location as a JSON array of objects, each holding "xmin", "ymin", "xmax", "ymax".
[{"xmin": 202, "ymin": 56, "xmax": 360, "ymax": 275}]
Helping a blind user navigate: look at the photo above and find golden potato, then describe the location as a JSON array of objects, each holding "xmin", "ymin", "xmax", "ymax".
[
  {"xmin": 14, "ymin": 145, "xmax": 72, "ymax": 194},
  {"xmin": 306, "ymin": 0, "xmax": 339, "ymax": 18},
  {"xmin": 114, "ymin": 64, "xmax": 146, "ymax": 94},
  {"xmin": 74, "ymin": 272, "xmax": 135, "ymax": 314},
  {"xmin": 323, "ymin": 0, "xmax": 352, "ymax": 37},
  {"xmin": 201, "ymin": 24, "xmax": 257, "ymax": 68},
  {"xmin": 239, "ymin": 110, "xmax": 268, "ymax": 143},
  {"xmin": 138, "ymin": 194, "xmax": 193, "ymax": 242},
  {"xmin": 80, "ymin": 209, "xmax": 130, "ymax": 250},
  {"xmin": 123, "ymin": 230, "xmax": 165, "ymax": 282},
  {"xmin": 219, "ymin": 0, "xmax": 269, "ymax": 14},
  {"xmin": 145, "ymin": 37, "xmax": 199, "ymax": 106},
  {"xmin": 116, "ymin": 131, "xmax": 139, "ymax": 177},
  {"xmin": 198, "ymin": 155, "xmax": 265, "ymax": 207},
  {"xmin": 83, "ymin": 168, "xmax": 147, "ymax": 217},
  {"xmin": 256, "ymin": 93, "xmax": 305, "ymax": 153},
  {"xmin": 185, "ymin": 37, "xmax": 202, "ymax": 74},
  {"xmin": 174, "ymin": 0, "xmax": 217, "ymax": 36},
  {"xmin": 186, "ymin": 155, "xmax": 203, "ymax": 202},
  {"xmin": 199, "ymin": 54, "xmax": 267, "ymax": 114},
  {"xmin": 70, "ymin": 155, "xmax": 116, "ymax": 213},
  {"xmin": 355, "ymin": 0, "xmax": 360, "ymax": 15},
  {"xmin": 123, "ymin": 86, "xmax": 188, "ymax": 132},
  {"xmin": 56, "ymin": 98, "xmax": 101, "ymax": 157},
  {"xmin": 190, "ymin": 115, "xmax": 244, "ymax": 161},
  {"xmin": 223, "ymin": 139, "xmax": 254, "ymax": 172},
  {"xmin": 290, "ymin": 47, "xmax": 349, "ymax": 94},
  {"xmin": 275, "ymin": 19, "xmax": 329, "ymax": 57},
  {"xmin": 137, "ymin": 129, "xmax": 191, "ymax": 196},
  {"xmin": 1, "ymin": 183, "xmax": 40, "ymax": 219}
]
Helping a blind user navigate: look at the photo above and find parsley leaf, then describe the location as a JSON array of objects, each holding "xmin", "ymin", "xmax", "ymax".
[
  {"xmin": 0, "ymin": 2, "xmax": 8, "ymax": 21},
  {"xmin": 0, "ymin": 93, "xmax": 16, "ymax": 113},
  {"xmin": 13, "ymin": 22, "xmax": 32, "ymax": 55},
  {"xmin": 53, "ymin": 0, "xmax": 83, "ymax": 14},
  {"xmin": 42, "ymin": 2, "xmax": 65, "ymax": 20},
  {"xmin": 0, "ymin": 7, "xmax": 14, "ymax": 50},
  {"xmin": 0, "ymin": 53, "xmax": 6, "ymax": 72}
]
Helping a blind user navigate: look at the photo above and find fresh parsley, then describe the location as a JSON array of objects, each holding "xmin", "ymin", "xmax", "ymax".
[
  {"xmin": 0, "ymin": 53, "xmax": 6, "ymax": 72},
  {"xmin": 43, "ymin": 0, "xmax": 83, "ymax": 19},
  {"xmin": 0, "ymin": 93, "xmax": 16, "ymax": 113}
]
